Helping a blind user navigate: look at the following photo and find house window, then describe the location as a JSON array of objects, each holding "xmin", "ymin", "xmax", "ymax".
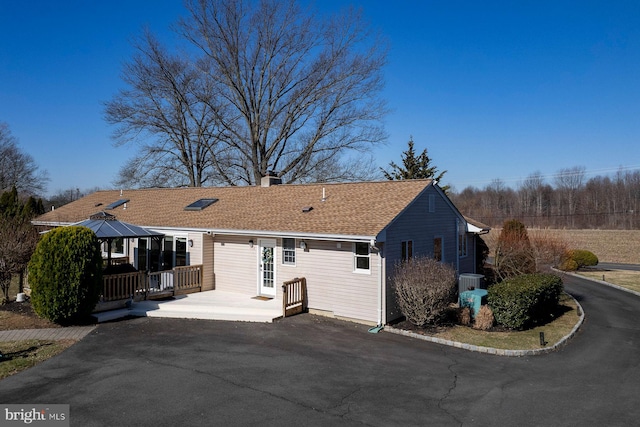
[
  {"xmin": 458, "ymin": 234, "xmax": 467, "ymax": 257},
  {"xmin": 282, "ymin": 238, "xmax": 296, "ymax": 265},
  {"xmin": 160, "ymin": 235, "xmax": 189, "ymax": 269},
  {"xmin": 354, "ymin": 242, "xmax": 370, "ymax": 272},
  {"xmin": 138, "ymin": 238, "xmax": 148, "ymax": 271},
  {"xmin": 163, "ymin": 236, "xmax": 174, "ymax": 270},
  {"xmin": 434, "ymin": 237, "xmax": 443, "ymax": 262},
  {"xmin": 103, "ymin": 238, "xmax": 126, "ymax": 257},
  {"xmin": 175, "ymin": 237, "xmax": 188, "ymax": 267},
  {"xmin": 401, "ymin": 240, "xmax": 413, "ymax": 261}
]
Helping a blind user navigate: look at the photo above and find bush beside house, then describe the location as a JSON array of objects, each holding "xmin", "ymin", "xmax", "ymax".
[
  {"xmin": 393, "ymin": 257, "xmax": 457, "ymax": 327},
  {"xmin": 28, "ymin": 226, "xmax": 102, "ymax": 324},
  {"xmin": 487, "ymin": 273, "xmax": 563, "ymax": 330}
]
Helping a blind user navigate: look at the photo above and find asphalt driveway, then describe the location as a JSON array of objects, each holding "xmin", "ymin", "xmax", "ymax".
[{"xmin": 1, "ymin": 274, "xmax": 639, "ymax": 426}]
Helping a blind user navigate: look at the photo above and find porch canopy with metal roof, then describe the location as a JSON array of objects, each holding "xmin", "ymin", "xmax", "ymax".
[{"xmin": 73, "ymin": 212, "xmax": 164, "ymax": 266}]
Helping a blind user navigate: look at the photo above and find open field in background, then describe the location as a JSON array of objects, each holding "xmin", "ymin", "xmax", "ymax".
[
  {"xmin": 482, "ymin": 229, "xmax": 640, "ymax": 265},
  {"xmin": 577, "ymin": 270, "xmax": 640, "ymax": 293}
]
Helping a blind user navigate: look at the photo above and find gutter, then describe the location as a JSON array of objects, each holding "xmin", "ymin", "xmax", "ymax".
[{"xmin": 33, "ymin": 221, "xmax": 379, "ymax": 244}]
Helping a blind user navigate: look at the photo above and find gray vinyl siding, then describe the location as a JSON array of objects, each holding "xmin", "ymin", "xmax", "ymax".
[
  {"xmin": 458, "ymin": 234, "xmax": 476, "ymax": 274},
  {"xmin": 383, "ymin": 185, "xmax": 463, "ymax": 323}
]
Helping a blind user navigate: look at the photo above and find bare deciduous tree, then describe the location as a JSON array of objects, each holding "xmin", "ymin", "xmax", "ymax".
[
  {"xmin": 0, "ymin": 122, "xmax": 49, "ymax": 195},
  {"xmin": 105, "ymin": 30, "xmax": 227, "ymax": 188},
  {"xmin": 106, "ymin": 0, "xmax": 387, "ymax": 187}
]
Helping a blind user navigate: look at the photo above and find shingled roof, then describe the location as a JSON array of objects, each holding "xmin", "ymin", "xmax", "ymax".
[{"xmin": 34, "ymin": 180, "xmax": 437, "ymax": 239}]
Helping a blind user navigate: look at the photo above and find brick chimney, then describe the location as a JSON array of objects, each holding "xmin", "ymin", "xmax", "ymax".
[{"xmin": 260, "ymin": 171, "xmax": 282, "ymax": 187}]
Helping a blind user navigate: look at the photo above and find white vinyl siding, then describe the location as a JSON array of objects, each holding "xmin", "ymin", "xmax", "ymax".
[
  {"xmin": 277, "ymin": 240, "xmax": 380, "ymax": 323},
  {"xmin": 201, "ymin": 234, "xmax": 215, "ymax": 291},
  {"xmin": 213, "ymin": 235, "xmax": 259, "ymax": 296}
]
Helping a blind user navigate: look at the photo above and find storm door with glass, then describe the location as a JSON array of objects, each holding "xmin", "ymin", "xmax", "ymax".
[{"xmin": 258, "ymin": 239, "xmax": 276, "ymax": 297}]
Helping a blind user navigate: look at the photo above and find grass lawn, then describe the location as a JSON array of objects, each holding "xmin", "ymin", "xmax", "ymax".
[
  {"xmin": 394, "ymin": 293, "xmax": 580, "ymax": 350},
  {"xmin": 0, "ymin": 339, "xmax": 75, "ymax": 380},
  {"xmin": 1, "ymin": 276, "xmax": 74, "ymax": 379},
  {"xmin": 577, "ymin": 270, "xmax": 640, "ymax": 293}
]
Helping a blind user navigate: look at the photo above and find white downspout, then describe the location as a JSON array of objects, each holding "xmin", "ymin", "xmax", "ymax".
[
  {"xmin": 368, "ymin": 242, "xmax": 385, "ymax": 333},
  {"xmin": 456, "ymin": 219, "xmax": 460, "ymax": 276},
  {"xmin": 378, "ymin": 245, "xmax": 383, "ymax": 325}
]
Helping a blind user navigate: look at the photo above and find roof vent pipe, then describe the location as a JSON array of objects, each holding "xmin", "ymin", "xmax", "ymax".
[{"xmin": 321, "ymin": 187, "xmax": 326, "ymax": 202}]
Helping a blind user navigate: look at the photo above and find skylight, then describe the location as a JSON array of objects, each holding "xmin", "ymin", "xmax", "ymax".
[
  {"xmin": 104, "ymin": 199, "xmax": 129, "ymax": 210},
  {"xmin": 184, "ymin": 198, "xmax": 218, "ymax": 211}
]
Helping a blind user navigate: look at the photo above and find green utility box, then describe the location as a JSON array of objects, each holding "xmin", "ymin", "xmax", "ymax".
[{"xmin": 459, "ymin": 289, "xmax": 488, "ymax": 317}]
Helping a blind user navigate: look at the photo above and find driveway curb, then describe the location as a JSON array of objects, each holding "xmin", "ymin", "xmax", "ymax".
[
  {"xmin": 385, "ymin": 292, "xmax": 585, "ymax": 357},
  {"xmin": 557, "ymin": 269, "xmax": 640, "ymax": 298}
]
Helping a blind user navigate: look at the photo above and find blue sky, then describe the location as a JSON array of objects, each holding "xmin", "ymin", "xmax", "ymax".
[{"xmin": 1, "ymin": 1, "xmax": 639, "ymax": 196}]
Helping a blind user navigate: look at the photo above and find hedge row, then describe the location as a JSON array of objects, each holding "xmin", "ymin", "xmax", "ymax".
[{"xmin": 487, "ymin": 273, "xmax": 563, "ymax": 330}]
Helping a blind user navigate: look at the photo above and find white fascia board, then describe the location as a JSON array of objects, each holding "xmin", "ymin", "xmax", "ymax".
[
  {"xmin": 33, "ymin": 222, "xmax": 377, "ymax": 243},
  {"xmin": 32, "ymin": 221, "xmax": 75, "ymax": 227},
  {"xmin": 153, "ymin": 227, "xmax": 376, "ymax": 243}
]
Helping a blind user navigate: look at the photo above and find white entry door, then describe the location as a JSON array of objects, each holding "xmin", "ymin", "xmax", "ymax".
[{"xmin": 258, "ymin": 239, "xmax": 276, "ymax": 297}]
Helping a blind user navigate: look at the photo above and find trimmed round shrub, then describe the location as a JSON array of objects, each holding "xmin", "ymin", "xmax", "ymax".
[
  {"xmin": 487, "ymin": 273, "xmax": 563, "ymax": 330},
  {"xmin": 393, "ymin": 257, "xmax": 457, "ymax": 327},
  {"xmin": 457, "ymin": 307, "xmax": 471, "ymax": 326},
  {"xmin": 558, "ymin": 249, "xmax": 598, "ymax": 271},
  {"xmin": 558, "ymin": 258, "xmax": 578, "ymax": 272},
  {"xmin": 28, "ymin": 226, "xmax": 103, "ymax": 324},
  {"xmin": 473, "ymin": 305, "xmax": 495, "ymax": 331}
]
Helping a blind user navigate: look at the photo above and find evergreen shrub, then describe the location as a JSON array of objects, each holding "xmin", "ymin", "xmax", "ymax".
[
  {"xmin": 559, "ymin": 249, "xmax": 598, "ymax": 271},
  {"xmin": 487, "ymin": 273, "xmax": 563, "ymax": 330},
  {"xmin": 28, "ymin": 226, "xmax": 102, "ymax": 324}
]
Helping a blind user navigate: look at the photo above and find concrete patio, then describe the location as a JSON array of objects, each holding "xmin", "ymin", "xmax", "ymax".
[{"xmin": 93, "ymin": 290, "xmax": 283, "ymax": 323}]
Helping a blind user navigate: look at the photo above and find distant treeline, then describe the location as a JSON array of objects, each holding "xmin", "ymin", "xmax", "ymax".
[{"xmin": 450, "ymin": 167, "xmax": 640, "ymax": 230}]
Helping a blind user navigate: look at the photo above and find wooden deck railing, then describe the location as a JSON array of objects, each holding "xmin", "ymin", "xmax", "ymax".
[
  {"xmin": 102, "ymin": 271, "xmax": 146, "ymax": 302},
  {"xmin": 282, "ymin": 277, "xmax": 307, "ymax": 317},
  {"xmin": 102, "ymin": 264, "xmax": 203, "ymax": 303},
  {"xmin": 174, "ymin": 265, "xmax": 203, "ymax": 295}
]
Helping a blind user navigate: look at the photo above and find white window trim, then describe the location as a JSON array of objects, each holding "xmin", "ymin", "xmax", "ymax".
[
  {"xmin": 282, "ymin": 238, "xmax": 296, "ymax": 267},
  {"xmin": 353, "ymin": 242, "xmax": 371, "ymax": 274}
]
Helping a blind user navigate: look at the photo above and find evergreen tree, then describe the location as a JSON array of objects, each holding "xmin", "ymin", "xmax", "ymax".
[{"xmin": 381, "ymin": 137, "xmax": 449, "ymax": 192}]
